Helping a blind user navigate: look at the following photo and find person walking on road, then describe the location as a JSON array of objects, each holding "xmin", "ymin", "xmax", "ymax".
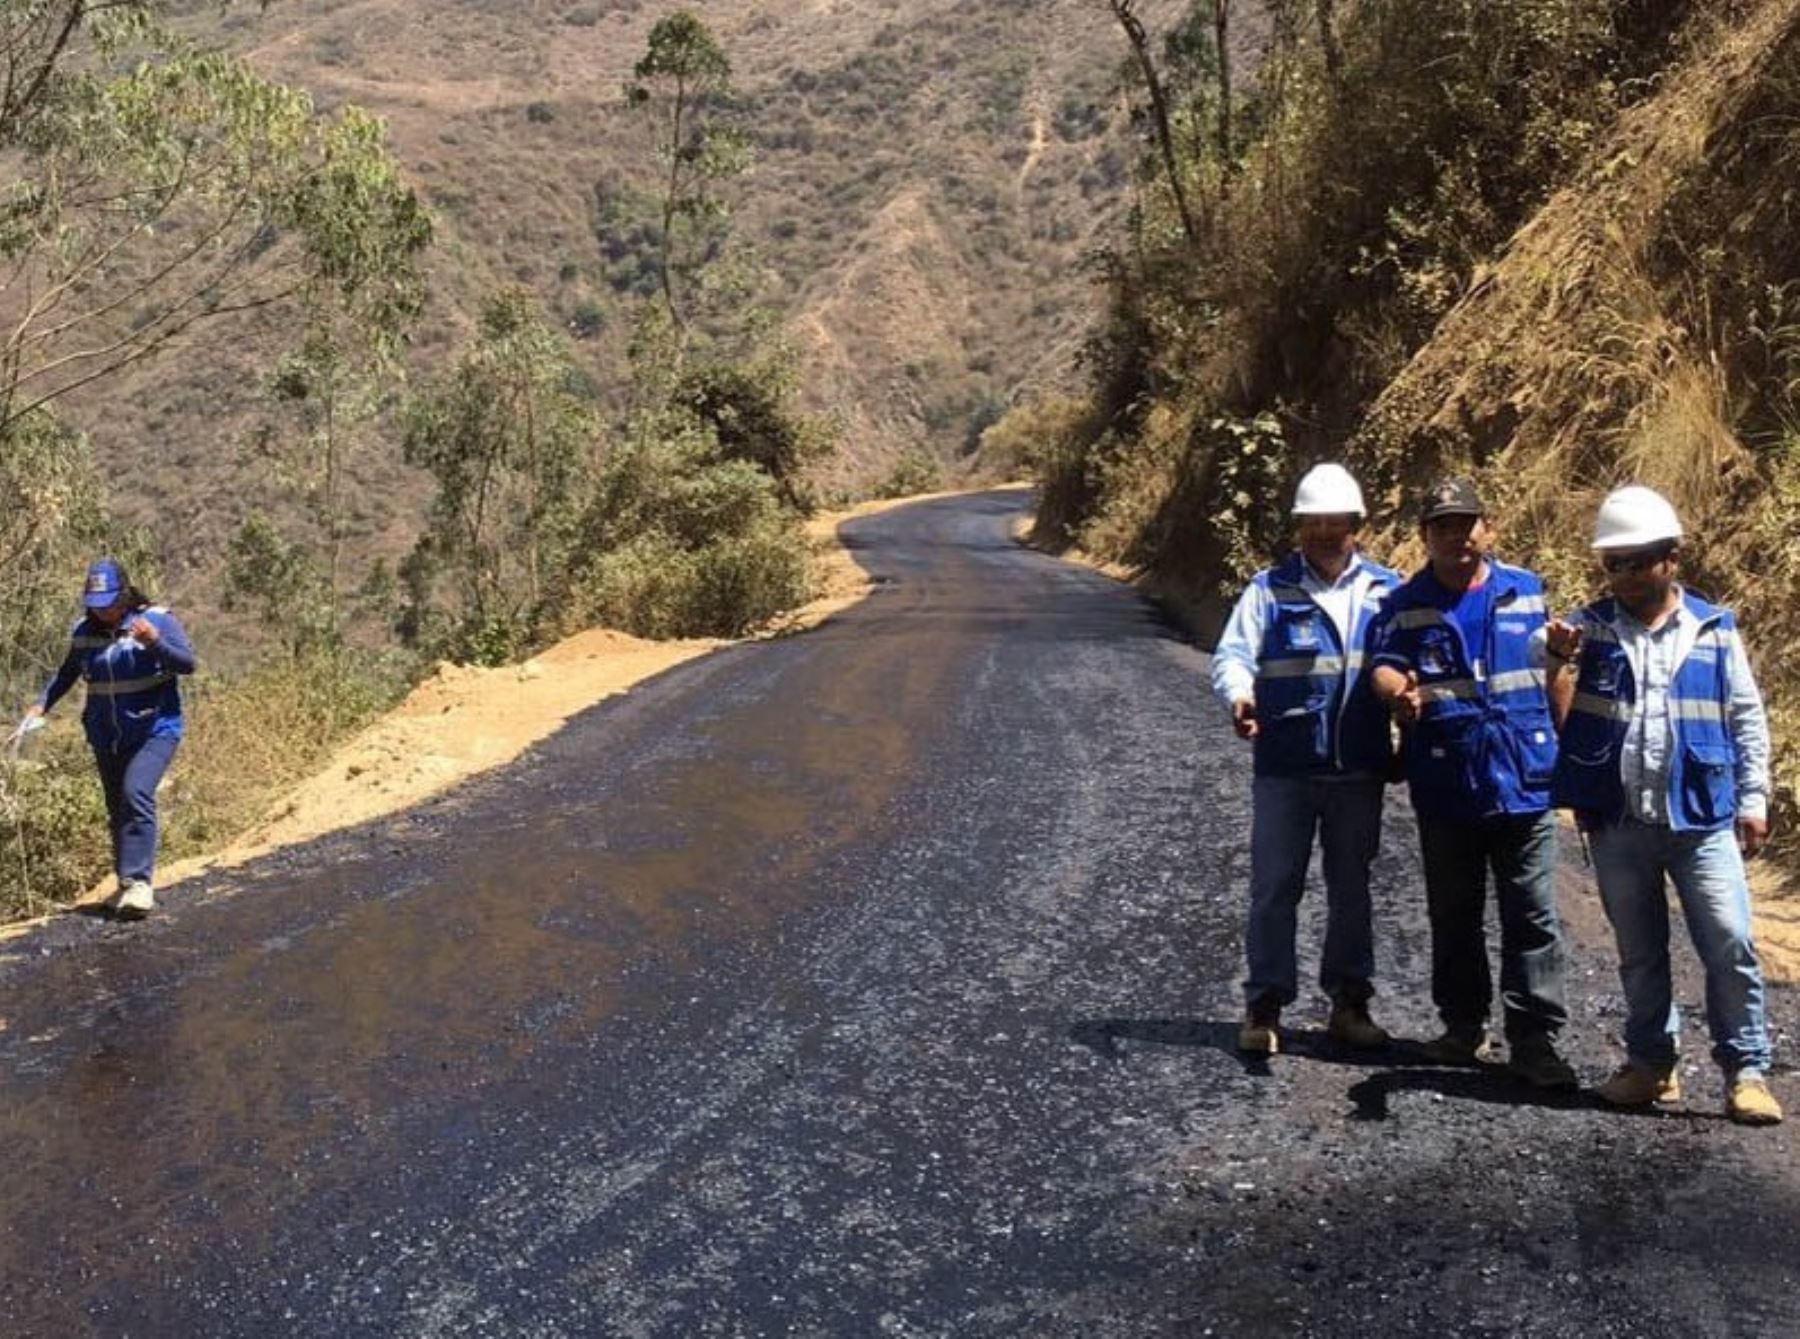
[
  {"xmin": 1212, "ymin": 463, "xmax": 1401, "ymax": 1056},
  {"xmin": 1368, "ymin": 479, "xmax": 1578, "ymax": 1089},
  {"xmin": 20, "ymin": 559, "xmax": 197, "ymax": 920},
  {"xmin": 1541, "ymin": 486, "xmax": 1782, "ymax": 1125}
]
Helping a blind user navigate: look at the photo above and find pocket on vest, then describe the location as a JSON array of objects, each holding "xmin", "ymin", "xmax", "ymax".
[
  {"xmin": 1510, "ymin": 717, "xmax": 1558, "ymax": 789},
  {"xmin": 1679, "ymin": 743, "xmax": 1733, "ymax": 825},
  {"xmin": 1410, "ymin": 715, "xmax": 1478, "ymax": 794},
  {"xmin": 1265, "ymin": 706, "xmax": 1327, "ymax": 750}
]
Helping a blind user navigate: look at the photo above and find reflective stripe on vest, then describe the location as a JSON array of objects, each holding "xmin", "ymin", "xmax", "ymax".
[
  {"xmin": 1487, "ymin": 668, "xmax": 1544, "ymax": 694},
  {"xmin": 1250, "ymin": 553, "xmax": 1399, "ymax": 775},
  {"xmin": 1260, "ymin": 654, "xmax": 1347, "ymax": 679},
  {"xmin": 1381, "ymin": 560, "xmax": 1554, "ymax": 818},
  {"xmin": 1551, "ymin": 594, "xmax": 1739, "ymax": 830},
  {"xmin": 1420, "ymin": 678, "xmax": 1479, "ymax": 704},
  {"xmin": 85, "ymin": 673, "xmax": 175, "ymax": 697},
  {"xmin": 1394, "ymin": 607, "xmax": 1447, "ymax": 631},
  {"xmin": 1570, "ymin": 692, "xmax": 1631, "ymax": 723}
]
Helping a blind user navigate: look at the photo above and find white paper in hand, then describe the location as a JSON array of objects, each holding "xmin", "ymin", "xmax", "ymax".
[{"xmin": 6, "ymin": 714, "xmax": 47, "ymax": 753}]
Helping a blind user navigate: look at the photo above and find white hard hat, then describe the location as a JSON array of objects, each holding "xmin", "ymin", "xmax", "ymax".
[
  {"xmin": 1291, "ymin": 462, "xmax": 1366, "ymax": 517},
  {"xmin": 1592, "ymin": 484, "xmax": 1683, "ymax": 550}
]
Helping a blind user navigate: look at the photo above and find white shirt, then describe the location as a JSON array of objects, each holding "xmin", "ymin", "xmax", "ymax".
[
  {"xmin": 1532, "ymin": 593, "xmax": 1769, "ymax": 823},
  {"xmin": 1211, "ymin": 552, "xmax": 1380, "ymax": 711}
]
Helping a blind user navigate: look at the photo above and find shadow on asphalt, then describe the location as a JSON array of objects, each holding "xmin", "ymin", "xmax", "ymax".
[
  {"xmin": 1068, "ymin": 1017, "xmax": 1724, "ymax": 1124},
  {"xmin": 1071, "ymin": 1017, "xmax": 1470, "ymax": 1072},
  {"xmin": 1339, "ymin": 1068, "xmax": 1697, "ymax": 1121},
  {"xmin": 66, "ymin": 902, "xmax": 122, "ymax": 923}
]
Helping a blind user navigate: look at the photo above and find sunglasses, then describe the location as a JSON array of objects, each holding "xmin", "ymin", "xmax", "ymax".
[{"xmin": 1600, "ymin": 546, "xmax": 1675, "ymax": 574}]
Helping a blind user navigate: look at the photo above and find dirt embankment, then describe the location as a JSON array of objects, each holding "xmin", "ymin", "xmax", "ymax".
[{"xmin": 0, "ymin": 496, "xmax": 932, "ymax": 941}]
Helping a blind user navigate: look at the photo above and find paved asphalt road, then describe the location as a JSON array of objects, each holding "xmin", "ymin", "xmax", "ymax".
[{"xmin": 2, "ymin": 489, "xmax": 1798, "ymax": 1337}]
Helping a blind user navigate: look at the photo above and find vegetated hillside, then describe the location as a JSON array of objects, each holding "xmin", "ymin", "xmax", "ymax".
[
  {"xmin": 61, "ymin": 0, "xmax": 1192, "ymax": 622},
  {"xmin": 1024, "ymin": 0, "xmax": 1800, "ymax": 857},
  {"xmin": 1349, "ymin": 0, "xmax": 1800, "ymax": 846}
]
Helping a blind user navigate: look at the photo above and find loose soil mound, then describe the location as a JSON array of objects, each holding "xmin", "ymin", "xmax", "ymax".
[{"xmin": 0, "ymin": 495, "xmax": 935, "ymax": 937}]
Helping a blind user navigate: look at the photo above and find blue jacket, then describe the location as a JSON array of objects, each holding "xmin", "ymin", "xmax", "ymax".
[
  {"xmin": 1233, "ymin": 552, "xmax": 1401, "ymax": 777},
  {"xmin": 1551, "ymin": 591, "xmax": 1744, "ymax": 832},
  {"xmin": 1370, "ymin": 560, "xmax": 1555, "ymax": 820},
  {"xmin": 40, "ymin": 606, "xmax": 197, "ymax": 753}
]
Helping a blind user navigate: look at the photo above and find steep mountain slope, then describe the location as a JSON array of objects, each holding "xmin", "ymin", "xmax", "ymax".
[{"xmin": 64, "ymin": 0, "xmax": 1184, "ymax": 616}]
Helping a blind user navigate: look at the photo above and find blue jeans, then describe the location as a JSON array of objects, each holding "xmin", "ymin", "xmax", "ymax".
[
  {"xmin": 1244, "ymin": 774, "xmax": 1384, "ymax": 1008},
  {"xmin": 93, "ymin": 734, "xmax": 180, "ymax": 886},
  {"xmin": 1589, "ymin": 819, "xmax": 1772, "ymax": 1076},
  {"xmin": 1417, "ymin": 810, "xmax": 1568, "ymax": 1039}
]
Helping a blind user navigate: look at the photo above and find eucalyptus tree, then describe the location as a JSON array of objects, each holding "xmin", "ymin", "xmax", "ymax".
[
  {"xmin": 401, "ymin": 288, "xmax": 598, "ymax": 663},
  {"xmin": 627, "ymin": 10, "xmax": 751, "ymax": 331},
  {"xmin": 0, "ymin": 2, "xmax": 429, "ymax": 436},
  {"xmin": 0, "ymin": 1, "xmax": 430, "ymax": 676}
]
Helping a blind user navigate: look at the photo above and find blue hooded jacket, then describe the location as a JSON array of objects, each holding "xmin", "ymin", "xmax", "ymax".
[{"xmin": 40, "ymin": 605, "xmax": 198, "ymax": 752}]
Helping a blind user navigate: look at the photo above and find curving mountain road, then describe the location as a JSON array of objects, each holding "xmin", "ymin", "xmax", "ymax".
[{"xmin": 2, "ymin": 488, "xmax": 1797, "ymax": 1336}]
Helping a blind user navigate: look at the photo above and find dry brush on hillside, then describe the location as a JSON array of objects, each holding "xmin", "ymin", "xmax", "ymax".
[{"xmin": 1021, "ymin": 0, "xmax": 1800, "ymax": 853}]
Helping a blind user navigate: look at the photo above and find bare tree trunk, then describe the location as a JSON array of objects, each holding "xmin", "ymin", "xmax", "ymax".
[
  {"xmin": 659, "ymin": 76, "xmax": 689, "ymax": 329},
  {"xmin": 1106, "ymin": 0, "xmax": 1200, "ymax": 248},
  {"xmin": 1213, "ymin": 0, "xmax": 1233, "ymax": 173},
  {"xmin": 1316, "ymin": 0, "xmax": 1343, "ymax": 86}
]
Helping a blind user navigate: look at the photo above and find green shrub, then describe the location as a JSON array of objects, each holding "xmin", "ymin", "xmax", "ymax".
[
  {"xmin": 874, "ymin": 448, "xmax": 943, "ymax": 500},
  {"xmin": 567, "ymin": 299, "xmax": 605, "ymax": 339},
  {"xmin": 0, "ymin": 735, "xmax": 110, "ymax": 920},
  {"xmin": 561, "ymin": 427, "xmax": 813, "ymax": 640}
]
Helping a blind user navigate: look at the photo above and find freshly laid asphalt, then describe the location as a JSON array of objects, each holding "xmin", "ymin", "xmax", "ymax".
[{"xmin": 2, "ymin": 488, "xmax": 1797, "ymax": 1337}]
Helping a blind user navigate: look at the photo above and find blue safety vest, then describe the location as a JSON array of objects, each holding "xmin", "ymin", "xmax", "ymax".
[
  {"xmin": 1550, "ymin": 592, "xmax": 1740, "ymax": 832},
  {"xmin": 1251, "ymin": 552, "xmax": 1400, "ymax": 777},
  {"xmin": 49, "ymin": 607, "xmax": 192, "ymax": 752},
  {"xmin": 1373, "ymin": 560, "xmax": 1554, "ymax": 819}
]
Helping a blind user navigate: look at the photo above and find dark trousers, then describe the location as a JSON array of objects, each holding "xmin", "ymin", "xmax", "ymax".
[
  {"xmin": 93, "ymin": 734, "xmax": 180, "ymax": 886},
  {"xmin": 1417, "ymin": 809, "xmax": 1568, "ymax": 1039}
]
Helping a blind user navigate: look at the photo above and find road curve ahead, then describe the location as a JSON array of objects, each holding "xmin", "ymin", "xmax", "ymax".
[{"xmin": 3, "ymin": 488, "xmax": 1798, "ymax": 1336}]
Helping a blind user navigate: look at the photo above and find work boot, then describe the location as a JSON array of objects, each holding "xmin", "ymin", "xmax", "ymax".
[
  {"xmin": 1238, "ymin": 1000, "xmax": 1281, "ymax": 1056},
  {"xmin": 1727, "ymin": 1075, "xmax": 1784, "ymax": 1126},
  {"xmin": 114, "ymin": 880, "xmax": 154, "ymax": 921},
  {"xmin": 1326, "ymin": 1000, "xmax": 1389, "ymax": 1050},
  {"xmin": 1505, "ymin": 1034, "xmax": 1578, "ymax": 1090},
  {"xmin": 1419, "ymin": 1024, "xmax": 1491, "ymax": 1065},
  {"xmin": 1594, "ymin": 1062, "xmax": 1680, "ymax": 1107}
]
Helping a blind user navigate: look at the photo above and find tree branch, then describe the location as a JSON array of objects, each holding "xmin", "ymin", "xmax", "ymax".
[{"xmin": 1108, "ymin": 0, "xmax": 1201, "ymax": 248}]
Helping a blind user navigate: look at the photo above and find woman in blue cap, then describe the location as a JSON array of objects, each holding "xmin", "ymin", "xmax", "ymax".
[{"xmin": 20, "ymin": 559, "xmax": 198, "ymax": 919}]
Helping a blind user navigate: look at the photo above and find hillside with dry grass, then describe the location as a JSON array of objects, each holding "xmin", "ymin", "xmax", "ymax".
[
  {"xmin": 1021, "ymin": 0, "xmax": 1800, "ymax": 861},
  {"xmin": 1345, "ymin": 0, "xmax": 1800, "ymax": 849},
  {"xmin": 58, "ymin": 0, "xmax": 1195, "ymax": 624}
]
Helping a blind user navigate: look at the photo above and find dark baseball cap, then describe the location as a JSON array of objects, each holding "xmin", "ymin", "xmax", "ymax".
[
  {"xmin": 82, "ymin": 558, "xmax": 127, "ymax": 609},
  {"xmin": 1420, "ymin": 478, "xmax": 1484, "ymax": 522}
]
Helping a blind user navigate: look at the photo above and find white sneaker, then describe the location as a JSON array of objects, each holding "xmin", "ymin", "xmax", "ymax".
[{"xmin": 114, "ymin": 880, "xmax": 155, "ymax": 920}]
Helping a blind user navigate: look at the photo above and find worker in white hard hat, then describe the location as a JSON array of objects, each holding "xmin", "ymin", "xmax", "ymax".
[
  {"xmin": 1210, "ymin": 462, "xmax": 1401, "ymax": 1056},
  {"xmin": 1540, "ymin": 484, "xmax": 1781, "ymax": 1125}
]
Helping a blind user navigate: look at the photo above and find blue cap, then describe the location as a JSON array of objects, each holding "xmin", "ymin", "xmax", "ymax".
[{"xmin": 82, "ymin": 559, "xmax": 126, "ymax": 609}]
